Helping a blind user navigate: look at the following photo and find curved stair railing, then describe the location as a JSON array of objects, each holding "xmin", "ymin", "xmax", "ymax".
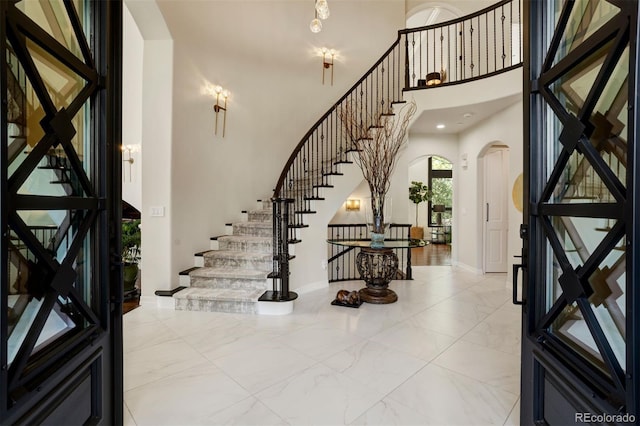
[{"xmin": 268, "ymin": 0, "xmax": 523, "ymax": 299}]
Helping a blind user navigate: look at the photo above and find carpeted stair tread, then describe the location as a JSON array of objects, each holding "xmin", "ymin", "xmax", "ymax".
[
  {"xmin": 218, "ymin": 235, "xmax": 272, "ymax": 243},
  {"xmin": 190, "ymin": 267, "xmax": 269, "ymax": 280},
  {"xmin": 203, "ymin": 250, "xmax": 272, "ymax": 261}
]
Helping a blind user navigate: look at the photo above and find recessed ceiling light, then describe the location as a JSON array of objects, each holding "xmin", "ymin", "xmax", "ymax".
[
  {"xmin": 436, "ymin": 124, "xmax": 446, "ymax": 129},
  {"xmin": 463, "ymin": 112, "xmax": 473, "ymax": 119}
]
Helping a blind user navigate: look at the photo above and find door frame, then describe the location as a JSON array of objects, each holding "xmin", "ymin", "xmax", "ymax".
[{"xmin": 520, "ymin": 0, "xmax": 640, "ymax": 423}]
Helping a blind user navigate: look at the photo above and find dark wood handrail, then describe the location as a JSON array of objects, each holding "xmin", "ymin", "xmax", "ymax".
[
  {"xmin": 398, "ymin": 0, "xmax": 516, "ymax": 35},
  {"xmin": 273, "ymin": 35, "xmax": 402, "ymax": 197}
]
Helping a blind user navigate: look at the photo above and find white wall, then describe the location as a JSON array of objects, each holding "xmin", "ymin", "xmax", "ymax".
[
  {"xmin": 125, "ymin": 0, "xmax": 174, "ymax": 297},
  {"xmin": 457, "ymin": 100, "xmax": 523, "ymax": 277},
  {"xmin": 122, "ymin": 5, "xmax": 143, "ymax": 211},
  {"xmin": 156, "ymin": 1, "xmax": 407, "ymax": 289}
]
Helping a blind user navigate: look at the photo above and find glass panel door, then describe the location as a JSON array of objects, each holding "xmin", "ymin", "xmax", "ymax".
[
  {"xmin": 2, "ymin": 0, "xmax": 122, "ymax": 423},
  {"xmin": 520, "ymin": 0, "xmax": 638, "ymax": 423}
]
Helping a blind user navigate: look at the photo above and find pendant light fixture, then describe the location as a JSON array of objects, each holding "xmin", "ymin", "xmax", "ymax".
[{"xmin": 310, "ymin": 0, "xmax": 330, "ymax": 33}]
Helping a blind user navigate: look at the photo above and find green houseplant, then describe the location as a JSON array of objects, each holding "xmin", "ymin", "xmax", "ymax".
[
  {"xmin": 409, "ymin": 181, "xmax": 431, "ymax": 239},
  {"xmin": 122, "ymin": 219, "xmax": 141, "ymax": 293}
]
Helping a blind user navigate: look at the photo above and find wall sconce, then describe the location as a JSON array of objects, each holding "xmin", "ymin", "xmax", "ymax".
[
  {"xmin": 121, "ymin": 144, "xmax": 139, "ymax": 182},
  {"xmin": 345, "ymin": 199, "xmax": 360, "ymax": 211},
  {"xmin": 213, "ymin": 85, "xmax": 229, "ymax": 137},
  {"xmin": 321, "ymin": 48, "xmax": 335, "ymax": 85}
]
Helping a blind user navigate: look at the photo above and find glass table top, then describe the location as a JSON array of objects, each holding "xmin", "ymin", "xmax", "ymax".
[{"xmin": 326, "ymin": 239, "xmax": 427, "ymax": 249}]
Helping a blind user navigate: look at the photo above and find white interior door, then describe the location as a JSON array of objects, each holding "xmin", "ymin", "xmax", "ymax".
[{"xmin": 483, "ymin": 148, "xmax": 508, "ymax": 272}]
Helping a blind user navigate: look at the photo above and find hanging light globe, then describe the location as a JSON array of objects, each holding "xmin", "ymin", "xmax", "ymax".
[
  {"xmin": 316, "ymin": 0, "xmax": 330, "ymax": 19},
  {"xmin": 310, "ymin": 17, "xmax": 322, "ymax": 33},
  {"xmin": 318, "ymin": 6, "xmax": 330, "ymax": 20}
]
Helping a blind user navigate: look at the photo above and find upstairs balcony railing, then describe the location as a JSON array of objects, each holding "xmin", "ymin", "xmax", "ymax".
[
  {"xmin": 402, "ymin": 0, "xmax": 521, "ymax": 88},
  {"xmin": 268, "ymin": 0, "xmax": 522, "ymax": 297}
]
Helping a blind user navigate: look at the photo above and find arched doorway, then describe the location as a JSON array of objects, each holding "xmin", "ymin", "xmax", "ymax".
[{"xmin": 408, "ymin": 155, "xmax": 453, "ymax": 266}]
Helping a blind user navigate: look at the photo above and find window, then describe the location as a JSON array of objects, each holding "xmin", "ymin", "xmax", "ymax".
[{"xmin": 428, "ymin": 156, "xmax": 452, "ymax": 227}]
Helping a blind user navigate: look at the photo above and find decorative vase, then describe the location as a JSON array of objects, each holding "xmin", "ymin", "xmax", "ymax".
[{"xmin": 365, "ymin": 195, "xmax": 391, "ymax": 247}]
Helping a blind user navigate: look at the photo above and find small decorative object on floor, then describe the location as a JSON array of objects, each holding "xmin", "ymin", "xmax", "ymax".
[{"xmin": 331, "ymin": 289, "xmax": 362, "ymax": 308}]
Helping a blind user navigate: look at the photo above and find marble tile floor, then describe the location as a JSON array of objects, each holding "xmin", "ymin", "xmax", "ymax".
[{"xmin": 124, "ymin": 266, "xmax": 522, "ymax": 426}]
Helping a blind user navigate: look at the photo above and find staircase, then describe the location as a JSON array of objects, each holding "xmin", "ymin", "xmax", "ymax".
[
  {"xmin": 173, "ymin": 0, "xmax": 523, "ymax": 314},
  {"xmin": 173, "ymin": 200, "xmax": 279, "ymax": 314}
]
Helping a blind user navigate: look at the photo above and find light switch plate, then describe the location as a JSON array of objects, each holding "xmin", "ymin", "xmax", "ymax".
[{"xmin": 150, "ymin": 206, "xmax": 165, "ymax": 217}]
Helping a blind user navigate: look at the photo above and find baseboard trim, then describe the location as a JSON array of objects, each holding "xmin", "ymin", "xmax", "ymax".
[
  {"xmin": 139, "ymin": 295, "xmax": 175, "ymax": 309},
  {"xmin": 451, "ymin": 261, "xmax": 483, "ymax": 275},
  {"xmin": 293, "ymin": 279, "xmax": 329, "ymax": 295}
]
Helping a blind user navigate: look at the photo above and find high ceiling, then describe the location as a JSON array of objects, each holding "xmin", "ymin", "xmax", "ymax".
[{"xmin": 410, "ymin": 93, "xmax": 522, "ymax": 135}]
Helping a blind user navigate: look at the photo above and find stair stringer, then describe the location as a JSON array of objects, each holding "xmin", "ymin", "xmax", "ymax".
[{"xmin": 287, "ymin": 153, "xmax": 366, "ymax": 294}]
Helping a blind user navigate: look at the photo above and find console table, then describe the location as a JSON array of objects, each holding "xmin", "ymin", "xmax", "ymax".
[{"xmin": 326, "ymin": 239, "xmax": 426, "ymax": 304}]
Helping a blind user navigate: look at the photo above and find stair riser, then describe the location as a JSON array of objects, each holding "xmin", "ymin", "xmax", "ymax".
[
  {"xmin": 233, "ymin": 224, "xmax": 272, "ymax": 237},
  {"xmin": 190, "ymin": 276, "xmax": 268, "ymax": 290},
  {"xmin": 259, "ymin": 200, "xmax": 272, "ymax": 210},
  {"xmin": 218, "ymin": 239, "xmax": 272, "ymax": 253},
  {"xmin": 175, "ymin": 298, "xmax": 257, "ymax": 314},
  {"xmin": 204, "ymin": 257, "xmax": 271, "ymax": 271},
  {"xmin": 248, "ymin": 211, "xmax": 272, "ymax": 222}
]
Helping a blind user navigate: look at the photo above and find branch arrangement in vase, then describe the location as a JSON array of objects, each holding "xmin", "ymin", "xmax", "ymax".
[
  {"xmin": 338, "ymin": 99, "xmax": 417, "ymax": 237},
  {"xmin": 338, "ymin": 99, "xmax": 417, "ymax": 199}
]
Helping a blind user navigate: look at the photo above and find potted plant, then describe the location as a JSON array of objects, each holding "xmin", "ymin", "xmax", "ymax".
[
  {"xmin": 122, "ymin": 219, "xmax": 141, "ymax": 293},
  {"xmin": 409, "ymin": 180, "xmax": 431, "ymax": 239}
]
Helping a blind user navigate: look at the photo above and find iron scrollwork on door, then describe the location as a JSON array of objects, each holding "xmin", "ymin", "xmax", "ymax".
[
  {"xmin": 531, "ymin": 0, "xmax": 632, "ymax": 407},
  {"xmin": 4, "ymin": 0, "xmax": 104, "ymax": 404}
]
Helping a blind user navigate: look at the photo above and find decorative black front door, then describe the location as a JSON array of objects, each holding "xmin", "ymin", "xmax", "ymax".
[
  {"xmin": 1, "ymin": 0, "xmax": 122, "ymax": 423},
  {"xmin": 520, "ymin": 0, "xmax": 638, "ymax": 423}
]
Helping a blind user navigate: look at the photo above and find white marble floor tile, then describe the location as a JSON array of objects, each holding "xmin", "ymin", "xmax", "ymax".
[
  {"xmin": 123, "ymin": 320, "xmax": 180, "ymax": 354},
  {"xmin": 212, "ymin": 340, "xmax": 317, "ymax": 394},
  {"xmin": 504, "ymin": 398, "xmax": 520, "ymax": 425},
  {"xmin": 123, "ymin": 269, "xmax": 522, "ymax": 425},
  {"xmin": 159, "ymin": 310, "xmax": 241, "ymax": 338},
  {"xmin": 323, "ymin": 339, "xmax": 427, "ymax": 395},
  {"xmin": 256, "ymin": 364, "xmax": 384, "ymax": 425},
  {"xmin": 446, "ymin": 286, "xmax": 511, "ymax": 309},
  {"xmin": 404, "ymin": 306, "xmax": 485, "ymax": 339},
  {"xmin": 124, "ymin": 338, "xmax": 211, "ymax": 391},
  {"xmin": 204, "ymin": 397, "xmax": 288, "ymax": 425},
  {"xmin": 430, "ymin": 298, "xmax": 496, "ymax": 322},
  {"xmin": 369, "ymin": 320, "xmax": 457, "ymax": 362},
  {"xmin": 123, "ymin": 402, "xmax": 136, "ymax": 426},
  {"xmin": 433, "ymin": 340, "xmax": 521, "ymax": 395},
  {"xmin": 125, "ymin": 364, "xmax": 250, "ymax": 425},
  {"xmin": 387, "ymin": 364, "xmax": 518, "ymax": 425},
  {"xmin": 182, "ymin": 321, "xmax": 270, "ymax": 360},
  {"xmin": 462, "ymin": 305, "xmax": 522, "ymax": 355},
  {"xmin": 123, "ymin": 306, "xmax": 163, "ymax": 328},
  {"xmin": 277, "ymin": 322, "xmax": 366, "ymax": 361},
  {"xmin": 349, "ymin": 397, "xmax": 432, "ymax": 426}
]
